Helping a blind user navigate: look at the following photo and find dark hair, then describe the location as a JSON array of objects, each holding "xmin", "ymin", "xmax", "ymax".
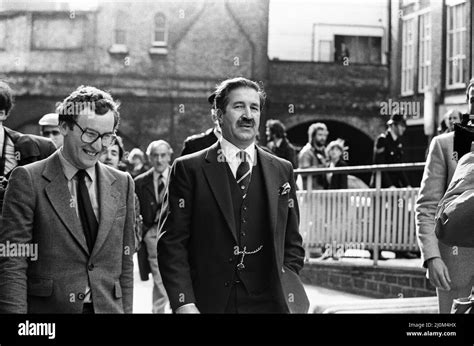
[
  {"xmin": 266, "ymin": 119, "xmax": 286, "ymax": 139},
  {"xmin": 113, "ymin": 135, "xmax": 125, "ymax": 161},
  {"xmin": 210, "ymin": 77, "xmax": 266, "ymax": 113},
  {"xmin": 0, "ymin": 80, "xmax": 14, "ymax": 115},
  {"xmin": 57, "ymin": 85, "xmax": 120, "ymax": 130},
  {"xmin": 467, "ymin": 78, "xmax": 474, "ymax": 100}
]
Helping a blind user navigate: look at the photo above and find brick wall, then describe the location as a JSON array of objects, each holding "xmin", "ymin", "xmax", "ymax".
[
  {"xmin": 300, "ymin": 261, "xmax": 436, "ymax": 298},
  {"xmin": 266, "ymin": 61, "xmax": 389, "ymax": 141}
]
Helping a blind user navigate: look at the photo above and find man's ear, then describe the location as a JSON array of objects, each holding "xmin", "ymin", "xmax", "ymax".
[
  {"xmin": 59, "ymin": 121, "xmax": 69, "ymax": 136},
  {"xmin": 215, "ymin": 109, "xmax": 224, "ymax": 125}
]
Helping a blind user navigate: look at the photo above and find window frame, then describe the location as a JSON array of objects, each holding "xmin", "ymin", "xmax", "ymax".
[
  {"xmin": 152, "ymin": 12, "xmax": 168, "ymax": 47},
  {"xmin": 445, "ymin": 1, "xmax": 467, "ymax": 90},
  {"xmin": 401, "ymin": 15, "xmax": 416, "ymax": 96},
  {"xmin": 417, "ymin": 10, "xmax": 431, "ymax": 93}
]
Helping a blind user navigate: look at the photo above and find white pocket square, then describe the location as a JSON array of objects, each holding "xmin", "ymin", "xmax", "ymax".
[{"xmin": 279, "ymin": 182, "xmax": 291, "ymax": 195}]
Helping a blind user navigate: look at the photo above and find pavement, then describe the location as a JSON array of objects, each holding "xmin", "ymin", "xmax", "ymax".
[{"xmin": 132, "ymin": 254, "xmax": 371, "ymax": 314}]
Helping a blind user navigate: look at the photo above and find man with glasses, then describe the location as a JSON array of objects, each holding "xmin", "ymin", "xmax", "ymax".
[
  {"xmin": 0, "ymin": 85, "xmax": 135, "ymax": 313},
  {"xmin": 38, "ymin": 112, "xmax": 64, "ymax": 148}
]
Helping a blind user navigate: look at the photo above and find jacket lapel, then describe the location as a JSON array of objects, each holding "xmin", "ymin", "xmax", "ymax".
[
  {"xmin": 143, "ymin": 169, "xmax": 157, "ymax": 203},
  {"xmin": 91, "ymin": 163, "xmax": 119, "ymax": 257},
  {"xmin": 257, "ymin": 146, "xmax": 279, "ymax": 236},
  {"xmin": 202, "ymin": 143, "xmax": 237, "ymax": 242},
  {"xmin": 43, "ymin": 152, "xmax": 89, "ymax": 255}
]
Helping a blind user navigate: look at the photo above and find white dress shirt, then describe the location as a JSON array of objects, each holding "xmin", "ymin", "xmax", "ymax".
[{"xmin": 219, "ymin": 137, "xmax": 256, "ymax": 178}]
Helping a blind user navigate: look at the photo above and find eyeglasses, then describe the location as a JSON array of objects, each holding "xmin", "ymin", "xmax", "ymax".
[
  {"xmin": 72, "ymin": 120, "xmax": 116, "ymax": 147},
  {"xmin": 43, "ymin": 130, "xmax": 61, "ymax": 137}
]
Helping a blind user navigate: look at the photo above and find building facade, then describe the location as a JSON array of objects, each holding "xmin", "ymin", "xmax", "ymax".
[
  {"xmin": 390, "ymin": 0, "xmax": 474, "ymax": 162},
  {"xmin": 0, "ymin": 0, "xmax": 269, "ymax": 152}
]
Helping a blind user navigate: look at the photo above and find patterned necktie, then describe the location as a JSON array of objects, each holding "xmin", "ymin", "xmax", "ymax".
[
  {"xmin": 76, "ymin": 169, "xmax": 98, "ymax": 253},
  {"xmin": 236, "ymin": 151, "xmax": 251, "ymax": 197},
  {"xmin": 154, "ymin": 174, "xmax": 166, "ymax": 224}
]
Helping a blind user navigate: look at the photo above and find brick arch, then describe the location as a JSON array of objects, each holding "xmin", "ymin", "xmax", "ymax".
[
  {"xmin": 282, "ymin": 115, "xmax": 386, "ymax": 184},
  {"xmin": 283, "ymin": 113, "xmax": 386, "ymax": 141}
]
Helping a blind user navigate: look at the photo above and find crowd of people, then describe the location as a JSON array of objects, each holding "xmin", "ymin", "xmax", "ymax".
[
  {"xmin": 0, "ymin": 78, "xmax": 308, "ymax": 314},
  {"xmin": 1, "ymin": 76, "xmax": 473, "ymax": 315}
]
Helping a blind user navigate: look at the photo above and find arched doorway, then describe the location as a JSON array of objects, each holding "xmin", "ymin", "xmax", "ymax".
[{"xmin": 286, "ymin": 120, "xmax": 374, "ymax": 184}]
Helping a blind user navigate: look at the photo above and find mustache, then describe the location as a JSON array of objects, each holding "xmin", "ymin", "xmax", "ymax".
[{"xmin": 237, "ymin": 118, "xmax": 255, "ymax": 127}]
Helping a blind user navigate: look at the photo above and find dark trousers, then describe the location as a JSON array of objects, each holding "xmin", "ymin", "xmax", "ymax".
[{"xmin": 224, "ymin": 281, "xmax": 285, "ymax": 313}]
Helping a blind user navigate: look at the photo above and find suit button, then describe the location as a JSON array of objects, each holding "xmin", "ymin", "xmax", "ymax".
[
  {"xmin": 88, "ymin": 263, "xmax": 94, "ymax": 271},
  {"xmin": 224, "ymin": 281, "xmax": 230, "ymax": 287},
  {"xmin": 78, "ymin": 292, "xmax": 85, "ymax": 300},
  {"xmin": 243, "ymin": 206, "xmax": 247, "ymax": 211},
  {"xmin": 242, "ymin": 219, "xmax": 246, "ymax": 223},
  {"xmin": 240, "ymin": 232, "xmax": 246, "ymax": 237}
]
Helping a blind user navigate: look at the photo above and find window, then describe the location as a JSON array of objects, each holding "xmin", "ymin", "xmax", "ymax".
[
  {"xmin": 114, "ymin": 10, "xmax": 127, "ymax": 45},
  {"xmin": 418, "ymin": 12, "xmax": 431, "ymax": 92},
  {"xmin": 153, "ymin": 12, "xmax": 167, "ymax": 46},
  {"xmin": 401, "ymin": 18, "xmax": 415, "ymax": 95},
  {"xmin": 334, "ymin": 35, "xmax": 381, "ymax": 64},
  {"xmin": 0, "ymin": 19, "xmax": 6, "ymax": 50},
  {"xmin": 446, "ymin": 1, "xmax": 467, "ymax": 88}
]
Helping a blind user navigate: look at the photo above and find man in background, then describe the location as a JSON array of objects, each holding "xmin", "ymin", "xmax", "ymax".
[
  {"xmin": 265, "ymin": 119, "xmax": 297, "ymax": 169},
  {"xmin": 298, "ymin": 122, "xmax": 329, "ymax": 189},
  {"xmin": 135, "ymin": 140, "xmax": 172, "ymax": 313},
  {"xmin": 180, "ymin": 93, "xmax": 222, "ymax": 156},
  {"xmin": 370, "ymin": 113, "xmax": 410, "ymax": 188},
  {"xmin": 0, "ymin": 81, "xmax": 56, "ymax": 214},
  {"xmin": 39, "ymin": 112, "xmax": 64, "ymax": 148}
]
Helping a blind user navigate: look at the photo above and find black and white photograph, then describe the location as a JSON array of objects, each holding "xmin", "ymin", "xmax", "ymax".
[{"xmin": 0, "ymin": 0, "xmax": 473, "ymax": 344}]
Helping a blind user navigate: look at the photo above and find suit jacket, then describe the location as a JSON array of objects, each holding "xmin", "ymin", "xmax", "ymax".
[
  {"xmin": 0, "ymin": 151, "xmax": 135, "ymax": 313},
  {"xmin": 180, "ymin": 128, "xmax": 218, "ymax": 156},
  {"xmin": 434, "ymin": 151, "xmax": 474, "ymax": 247},
  {"xmin": 4, "ymin": 127, "xmax": 56, "ymax": 173},
  {"xmin": 134, "ymin": 168, "xmax": 167, "ymax": 281},
  {"xmin": 158, "ymin": 142, "xmax": 309, "ymax": 313},
  {"xmin": 415, "ymin": 132, "xmax": 457, "ymax": 267},
  {"xmin": 1, "ymin": 128, "xmax": 56, "ymax": 213}
]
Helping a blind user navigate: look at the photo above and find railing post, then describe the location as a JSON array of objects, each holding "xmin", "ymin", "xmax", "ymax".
[
  {"xmin": 373, "ymin": 170, "xmax": 382, "ymax": 266},
  {"xmin": 304, "ymin": 174, "xmax": 313, "ymax": 262}
]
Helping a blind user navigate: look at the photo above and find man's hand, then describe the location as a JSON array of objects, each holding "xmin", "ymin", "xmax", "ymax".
[
  {"xmin": 427, "ymin": 257, "xmax": 451, "ymax": 291},
  {"xmin": 175, "ymin": 303, "xmax": 200, "ymax": 314}
]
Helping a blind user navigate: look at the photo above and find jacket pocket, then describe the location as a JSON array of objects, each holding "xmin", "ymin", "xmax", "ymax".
[
  {"xmin": 28, "ymin": 277, "xmax": 53, "ymax": 297},
  {"xmin": 114, "ymin": 281, "xmax": 122, "ymax": 299}
]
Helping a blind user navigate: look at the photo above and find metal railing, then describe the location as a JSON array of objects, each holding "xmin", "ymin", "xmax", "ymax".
[{"xmin": 295, "ymin": 163, "xmax": 426, "ymax": 265}]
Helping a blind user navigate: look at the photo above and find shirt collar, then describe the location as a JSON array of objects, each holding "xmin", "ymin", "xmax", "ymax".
[
  {"xmin": 58, "ymin": 149, "xmax": 96, "ymax": 182},
  {"xmin": 219, "ymin": 137, "xmax": 255, "ymax": 165},
  {"xmin": 153, "ymin": 166, "xmax": 170, "ymax": 181}
]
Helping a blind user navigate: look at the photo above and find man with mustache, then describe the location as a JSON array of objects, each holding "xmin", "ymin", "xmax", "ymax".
[
  {"xmin": 158, "ymin": 77, "xmax": 308, "ymax": 313},
  {"xmin": 0, "ymin": 86, "xmax": 134, "ymax": 313}
]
